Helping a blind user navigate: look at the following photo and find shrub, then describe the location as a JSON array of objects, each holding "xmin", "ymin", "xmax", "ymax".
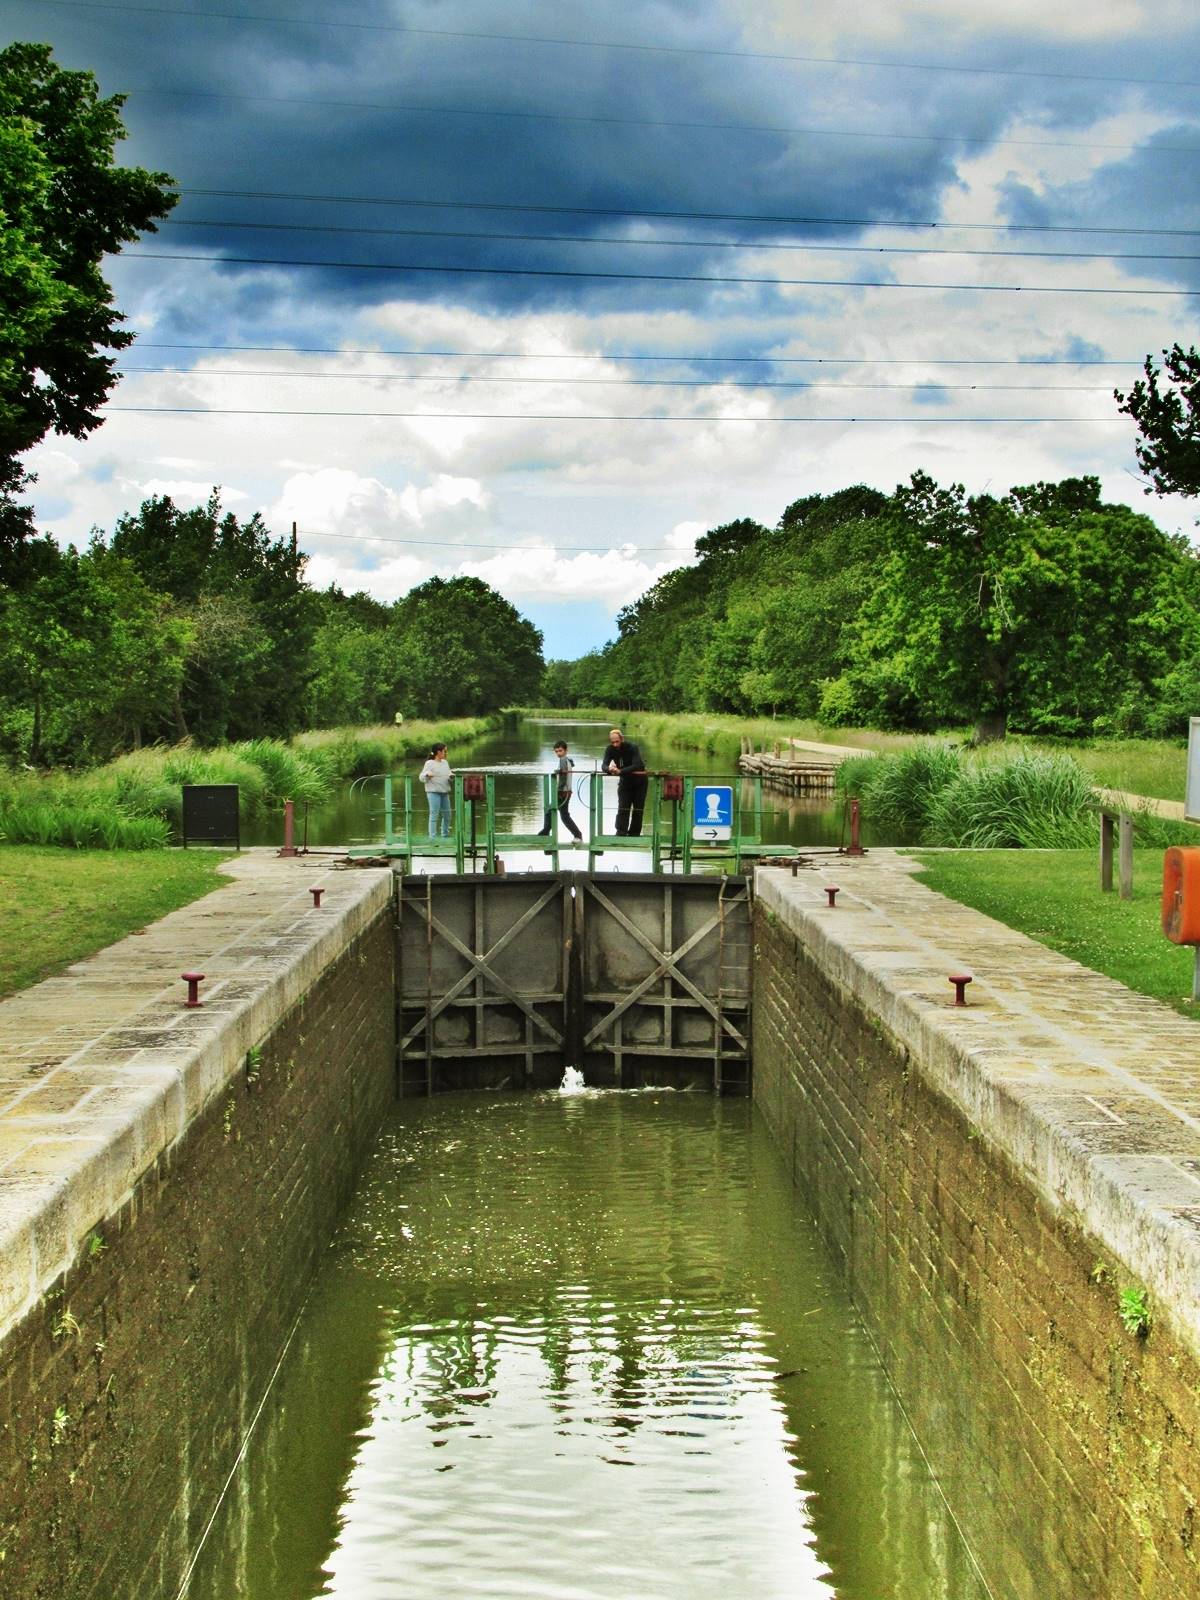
[
  {"xmin": 923, "ymin": 754, "xmax": 1097, "ymax": 848},
  {"xmin": 857, "ymin": 743, "xmax": 964, "ymax": 832}
]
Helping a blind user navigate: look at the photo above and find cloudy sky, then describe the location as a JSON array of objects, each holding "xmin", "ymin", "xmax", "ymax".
[{"xmin": 12, "ymin": 0, "xmax": 1200, "ymax": 655}]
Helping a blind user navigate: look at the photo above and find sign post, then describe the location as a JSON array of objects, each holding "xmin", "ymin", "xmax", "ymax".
[{"xmin": 692, "ymin": 785, "xmax": 733, "ymax": 842}]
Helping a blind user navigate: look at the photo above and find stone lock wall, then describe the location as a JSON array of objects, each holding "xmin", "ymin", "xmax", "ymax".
[
  {"xmin": 753, "ymin": 864, "xmax": 1200, "ymax": 1600},
  {"xmin": 0, "ymin": 873, "xmax": 394, "ymax": 1600}
]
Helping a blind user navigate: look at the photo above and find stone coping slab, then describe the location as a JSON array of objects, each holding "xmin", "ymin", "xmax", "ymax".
[
  {"xmin": 0, "ymin": 854, "xmax": 392, "ymax": 1340},
  {"xmin": 756, "ymin": 852, "xmax": 1200, "ymax": 1364}
]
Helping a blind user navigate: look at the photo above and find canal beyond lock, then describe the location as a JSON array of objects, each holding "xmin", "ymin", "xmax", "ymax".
[
  {"xmin": 185, "ymin": 1091, "xmax": 987, "ymax": 1600},
  {"xmin": 241, "ymin": 718, "xmax": 902, "ymax": 855}
]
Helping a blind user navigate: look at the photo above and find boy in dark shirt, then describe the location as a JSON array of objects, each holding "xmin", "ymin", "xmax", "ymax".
[
  {"xmin": 600, "ymin": 727, "xmax": 649, "ymax": 836},
  {"xmin": 537, "ymin": 740, "xmax": 583, "ymax": 841}
]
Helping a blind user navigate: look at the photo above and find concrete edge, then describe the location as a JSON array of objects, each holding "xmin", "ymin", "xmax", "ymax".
[
  {"xmin": 0, "ymin": 868, "xmax": 393, "ymax": 1341},
  {"xmin": 755, "ymin": 863, "xmax": 1200, "ymax": 1365}
]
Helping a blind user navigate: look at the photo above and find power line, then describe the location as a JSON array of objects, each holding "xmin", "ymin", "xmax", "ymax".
[
  {"xmin": 132, "ymin": 341, "xmax": 1146, "ymax": 366},
  {"xmin": 182, "ymin": 187, "xmax": 1200, "ymax": 239},
  {"xmin": 28, "ymin": 0, "xmax": 1200, "ymax": 88},
  {"xmin": 128, "ymin": 83, "xmax": 1200, "ymax": 158},
  {"xmin": 105, "ymin": 405, "xmax": 1126, "ymax": 421},
  {"xmin": 119, "ymin": 365, "xmax": 1115, "ymax": 392},
  {"xmin": 160, "ymin": 218, "xmax": 1200, "ymax": 264},
  {"xmin": 125, "ymin": 248, "xmax": 1196, "ymax": 295},
  {"xmin": 296, "ymin": 529, "xmax": 684, "ymax": 554}
]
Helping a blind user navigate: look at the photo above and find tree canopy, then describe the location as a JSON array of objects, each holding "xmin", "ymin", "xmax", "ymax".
[
  {"xmin": 0, "ymin": 486, "xmax": 546, "ymax": 765},
  {"xmin": 548, "ymin": 473, "xmax": 1200, "ymax": 741},
  {"xmin": 0, "ymin": 42, "xmax": 176, "ymax": 556},
  {"xmin": 1116, "ymin": 344, "xmax": 1200, "ymax": 498}
]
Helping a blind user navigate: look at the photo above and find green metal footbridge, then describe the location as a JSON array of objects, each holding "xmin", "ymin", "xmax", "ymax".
[{"xmin": 346, "ymin": 770, "xmax": 805, "ymax": 873}]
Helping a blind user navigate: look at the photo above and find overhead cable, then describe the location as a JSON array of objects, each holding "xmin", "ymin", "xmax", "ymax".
[
  {"xmin": 29, "ymin": 0, "xmax": 1200, "ymax": 88},
  {"xmin": 125, "ymin": 248, "xmax": 1195, "ymax": 295},
  {"xmin": 180, "ymin": 187, "xmax": 1200, "ymax": 239},
  {"xmin": 160, "ymin": 218, "xmax": 1200, "ymax": 264},
  {"xmin": 128, "ymin": 84, "xmax": 1200, "ymax": 157}
]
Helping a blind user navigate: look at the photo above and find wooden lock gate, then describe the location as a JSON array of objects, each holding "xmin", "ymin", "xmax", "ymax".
[{"xmin": 395, "ymin": 872, "xmax": 752, "ymax": 1096}]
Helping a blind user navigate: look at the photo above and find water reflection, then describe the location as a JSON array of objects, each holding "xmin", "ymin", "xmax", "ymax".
[{"xmin": 186, "ymin": 1094, "xmax": 986, "ymax": 1600}]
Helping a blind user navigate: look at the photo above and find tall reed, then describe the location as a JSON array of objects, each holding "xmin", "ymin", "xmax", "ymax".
[{"xmin": 0, "ymin": 714, "xmax": 502, "ymax": 849}]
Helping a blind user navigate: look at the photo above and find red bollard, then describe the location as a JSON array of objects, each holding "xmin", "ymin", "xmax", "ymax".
[
  {"xmin": 948, "ymin": 974, "xmax": 973, "ymax": 1006},
  {"xmin": 181, "ymin": 971, "xmax": 205, "ymax": 1008},
  {"xmin": 279, "ymin": 799, "xmax": 298, "ymax": 858},
  {"xmin": 825, "ymin": 885, "xmax": 840, "ymax": 907},
  {"xmin": 309, "ymin": 887, "xmax": 324, "ymax": 908}
]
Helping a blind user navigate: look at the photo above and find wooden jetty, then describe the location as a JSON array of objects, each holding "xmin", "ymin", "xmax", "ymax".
[{"xmin": 737, "ymin": 739, "xmax": 839, "ymax": 794}]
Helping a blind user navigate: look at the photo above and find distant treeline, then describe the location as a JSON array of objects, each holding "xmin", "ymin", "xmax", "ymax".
[
  {"xmin": 0, "ymin": 492, "xmax": 545, "ymax": 767},
  {"xmin": 545, "ymin": 475, "xmax": 1200, "ymax": 741}
]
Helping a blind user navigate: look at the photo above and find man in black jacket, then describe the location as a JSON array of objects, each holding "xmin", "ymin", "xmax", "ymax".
[{"xmin": 600, "ymin": 727, "xmax": 649, "ymax": 836}]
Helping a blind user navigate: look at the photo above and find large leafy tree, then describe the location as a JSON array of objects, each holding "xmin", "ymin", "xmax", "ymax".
[
  {"xmin": 1116, "ymin": 345, "xmax": 1200, "ymax": 497},
  {"xmin": 0, "ymin": 43, "xmax": 175, "ymax": 557},
  {"xmin": 109, "ymin": 492, "xmax": 316, "ymax": 742},
  {"xmin": 389, "ymin": 576, "xmax": 544, "ymax": 717},
  {"xmin": 0, "ymin": 538, "xmax": 188, "ymax": 763},
  {"xmin": 834, "ymin": 473, "xmax": 1194, "ymax": 739}
]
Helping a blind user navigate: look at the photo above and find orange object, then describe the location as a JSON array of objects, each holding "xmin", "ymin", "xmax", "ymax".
[{"xmin": 1161, "ymin": 847, "xmax": 1200, "ymax": 943}]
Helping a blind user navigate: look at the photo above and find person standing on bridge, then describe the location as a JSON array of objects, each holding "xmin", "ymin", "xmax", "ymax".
[
  {"xmin": 601, "ymin": 728, "xmax": 649, "ymax": 836},
  {"xmin": 537, "ymin": 740, "xmax": 584, "ymax": 843},
  {"xmin": 418, "ymin": 742, "xmax": 453, "ymax": 838}
]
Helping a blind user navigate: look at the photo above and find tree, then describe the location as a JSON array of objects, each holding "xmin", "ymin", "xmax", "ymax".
[
  {"xmin": 835, "ymin": 472, "xmax": 1194, "ymax": 739},
  {"xmin": 389, "ymin": 576, "xmax": 544, "ymax": 717},
  {"xmin": 0, "ymin": 539, "xmax": 187, "ymax": 762},
  {"xmin": 109, "ymin": 492, "xmax": 316, "ymax": 742},
  {"xmin": 0, "ymin": 43, "xmax": 176, "ymax": 557},
  {"xmin": 1116, "ymin": 344, "xmax": 1200, "ymax": 498}
]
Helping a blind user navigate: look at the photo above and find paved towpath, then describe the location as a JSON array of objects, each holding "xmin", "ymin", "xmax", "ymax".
[
  {"xmin": 759, "ymin": 850, "xmax": 1200, "ymax": 1363},
  {"xmin": 0, "ymin": 851, "xmax": 391, "ymax": 1334}
]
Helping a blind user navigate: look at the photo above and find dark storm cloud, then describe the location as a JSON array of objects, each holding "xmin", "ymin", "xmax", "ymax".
[
  {"xmin": 9, "ymin": 0, "xmax": 1199, "ymax": 334},
  {"xmin": 998, "ymin": 124, "xmax": 1200, "ymax": 298}
]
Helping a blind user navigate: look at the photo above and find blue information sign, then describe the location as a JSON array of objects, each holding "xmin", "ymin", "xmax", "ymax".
[{"xmin": 692, "ymin": 784, "xmax": 733, "ymax": 841}]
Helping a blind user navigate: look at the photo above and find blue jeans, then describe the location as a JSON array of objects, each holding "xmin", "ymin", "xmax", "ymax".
[{"xmin": 427, "ymin": 791, "xmax": 451, "ymax": 837}]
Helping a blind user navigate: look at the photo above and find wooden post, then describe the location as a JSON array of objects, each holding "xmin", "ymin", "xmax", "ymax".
[
  {"xmin": 1119, "ymin": 812, "xmax": 1133, "ymax": 900},
  {"xmin": 1099, "ymin": 812, "xmax": 1114, "ymax": 892}
]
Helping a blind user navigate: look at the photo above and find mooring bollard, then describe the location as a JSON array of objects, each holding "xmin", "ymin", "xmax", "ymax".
[
  {"xmin": 181, "ymin": 971, "xmax": 205, "ymax": 1008},
  {"xmin": 825, "ymin": 885, "xmax": 840, "ymax": 907},
  {"xmin": 310, "ymin": 886, "xmax": 324, "ymax": 908},
  {"xmin": 948, "ymin": 973, "xmax": 973, "ymax": 1006}
]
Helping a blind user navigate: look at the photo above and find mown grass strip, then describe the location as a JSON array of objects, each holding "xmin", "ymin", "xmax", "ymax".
[
  {"xmin": 909, "ymin": 848, "xmax": 1199, "ymax": 1018},
  {"xmin": 0, "ymin": 847, "xmax": 231, "ymax": 1000}
]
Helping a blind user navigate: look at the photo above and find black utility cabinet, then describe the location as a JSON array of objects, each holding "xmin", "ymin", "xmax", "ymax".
[{"xmin": 182, "ymin": 784, "xmax": 240, "ymax": 849}]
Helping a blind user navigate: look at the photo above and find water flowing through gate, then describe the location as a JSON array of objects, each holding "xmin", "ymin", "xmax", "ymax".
[{"xmin": 394, "ymin": 872, "xmax": 752, "ymax": 1096}]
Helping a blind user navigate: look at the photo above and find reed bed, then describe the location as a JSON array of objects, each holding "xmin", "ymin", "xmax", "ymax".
[
  {"xmin": 0, "ymin": 715, "xmax": 500, "ymax": 848},
  {"xmin": 836, "ymin": 743, "xmax": 1199, "ymax": 849}
]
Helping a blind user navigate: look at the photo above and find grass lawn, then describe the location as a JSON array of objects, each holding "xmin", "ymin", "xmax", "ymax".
[
  {"xmin": 909, "ymin": 848, "xmax": 1199, "ymax": 1017},
  {"xmin": 0, "ymin": 847, "xmax": 232, "ymax": 1001}
]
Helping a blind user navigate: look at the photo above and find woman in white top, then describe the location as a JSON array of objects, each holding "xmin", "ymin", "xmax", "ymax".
[{"xmin": 418, "ymin": 742, "xmax": 453, "ymax": 837}]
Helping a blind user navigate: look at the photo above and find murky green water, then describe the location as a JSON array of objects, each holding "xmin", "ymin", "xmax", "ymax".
[
  {"xmin": 244, "ymin": 717, "xmax": 898, "ymax": 854},
  {"xmin": 186, "ymin": 1093, "xmax": 985, "ymax": 1600}
]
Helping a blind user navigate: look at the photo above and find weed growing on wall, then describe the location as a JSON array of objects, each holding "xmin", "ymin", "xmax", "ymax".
[{"xmin": 1118, "ymin": 1287, "xmax": 1152, "ymax": 1337}]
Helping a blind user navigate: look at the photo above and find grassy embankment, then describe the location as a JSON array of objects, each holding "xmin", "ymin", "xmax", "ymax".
[
  {"xmin": 910, "ymin": 849, "xmax": 1197, "ymax": 1018},
  {"xmin": 0, "ymin": 715, "xmax": 498, "ymax": 849},
  {"xmin": 0, "ymin": 847, "xmax": 232, "ymax": 1000},
  {"xmin": 0, "ymin": 717, "xmax": 499, "ymax": 994},
  {"xmin": 522, "ymin": 707, "xmax": 1187, "ymax": 802}
]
